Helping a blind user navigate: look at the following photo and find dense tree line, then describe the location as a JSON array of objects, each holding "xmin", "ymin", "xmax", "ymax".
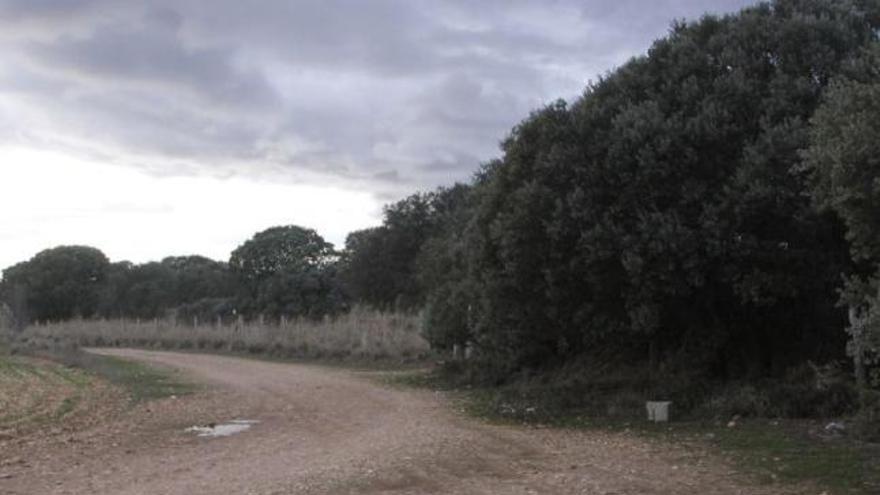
[
  {"xmin": 340, "ymin": 185, "xmax": 470, "ymax": 310},
  {"xmin": 2, "ymin": 0, "xmax": 879, "ymax": 402},
  {"xmin": 0, "ymin": 226, "xmax": 349, "ymax": 326},
  {"xmin": 343, "ymin": 0, "xmax": 880, "ymax": 388}
]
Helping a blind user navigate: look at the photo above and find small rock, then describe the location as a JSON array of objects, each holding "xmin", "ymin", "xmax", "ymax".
[{"xmin": 824, "ymin": 421, "xmax": 846, "ymax": 435}]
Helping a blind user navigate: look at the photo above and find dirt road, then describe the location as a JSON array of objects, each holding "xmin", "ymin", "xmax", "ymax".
[{"xmin": 1, "ymin": 349, "xmax": 800, "ymax": 494}]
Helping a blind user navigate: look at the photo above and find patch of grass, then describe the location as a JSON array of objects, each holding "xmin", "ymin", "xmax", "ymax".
[
  {"xmin": 54, "ymin": 395, "xmax": 80, "ymax": 419},
  {"xmin": 81, "ymin": 354, "xmax": 194, "ymax": 403},
  {"xmin": 6, "ymin": 340, "xmax": 195, "ymax": 405},
  {"xmin": 592, "ymin": 419, "xmax": 880, "ymax": 494},
  {"xmin": 14, "ymin": 341, "xmax": 196, "ymax": 404},
  {"xmin": 390, "ymin": 367, "xmax": 880, "ymax": 495},
  {"xmin": 695, "ymin": 421, "xmax": 880, "ymax": 493}
]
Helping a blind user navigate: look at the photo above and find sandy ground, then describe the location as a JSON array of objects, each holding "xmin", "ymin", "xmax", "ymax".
[{"xmin": 0, "ymin": 349, "xmax": 807, "ymax": 495}]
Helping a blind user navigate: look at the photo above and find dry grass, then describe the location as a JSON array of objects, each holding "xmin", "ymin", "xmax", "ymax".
[{"xmin": 17, "ymin": 307, "xmax": 431, "ymax": 362}]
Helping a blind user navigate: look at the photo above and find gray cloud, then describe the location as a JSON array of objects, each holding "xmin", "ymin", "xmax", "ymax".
[{"xmin": 0, "ymin": 0, "xmax": 756, "ymax": 195}]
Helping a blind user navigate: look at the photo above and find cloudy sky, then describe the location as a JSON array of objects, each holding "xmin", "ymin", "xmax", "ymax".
[{"xmin": 0, "ymin": 0, "xmax": 755, "ymax": 270}]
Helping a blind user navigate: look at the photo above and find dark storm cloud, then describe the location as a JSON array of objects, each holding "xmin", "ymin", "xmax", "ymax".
[{"xmin": 0, "ymin": 0, "xmax": 756, "ymax": 193}]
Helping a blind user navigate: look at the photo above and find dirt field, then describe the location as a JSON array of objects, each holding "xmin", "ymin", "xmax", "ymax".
[{"xmin": 0, "ymin": 349, "xmax": 809, "ymax": 494}]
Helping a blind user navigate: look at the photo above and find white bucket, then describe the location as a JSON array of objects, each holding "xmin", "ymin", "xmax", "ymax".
[{"xmin": 646, "ymin": 401, "xmax": 672, "ymax": 422}]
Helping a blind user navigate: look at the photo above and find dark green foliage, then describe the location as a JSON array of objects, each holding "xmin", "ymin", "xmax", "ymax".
[
  {"xmin": 805, "ymin": 42, "xmax": 880, "ymax": 263},
  {"xmin": 230, "ymin": 225, "xmax": 334, "ymax": 281},
  {"xmin": 805, "ymin": 42, "xmax": 880, "ymax": 431},
  {"xmin": 98, "ymin": 261, "xmax": 174, "ymax": 319},
  {"xmin": 0, "ymin": 246, "xmax": 110, "ymax": 322},
  {"xmin": 230, "ymin": 225, "xmax": 347, "ymax": 319},
  {"xmin": 342, "ymin": 186, "xmax": 470, "ymax": 311},
  {"xmin": 0, "ymin": 226, "xmax": 347, "ymax": 325},
  {"xmin": 242, "ymin": 263, "xmax": 348, "ymax": 319},
  {"xmin": 706, "ymin": 365, "xmax": 859, "ymax": 418},
  {"xmin": 440, "ymin": 0, "xmax": 880, "ymax": 378},
  {"xmin": 97, "ymin": 256, "xmax": 236, "ymax": 320},
  {"xmin": 340, "ymin": 227, "xmax": 398, "ymax": 308},
  {"xmin": 418, "ymin": 185, "xmax": 477, "ymax": 350},
  {"xmin": 160, "ymin": 256, "xmax": 236, "ymax": 304}
]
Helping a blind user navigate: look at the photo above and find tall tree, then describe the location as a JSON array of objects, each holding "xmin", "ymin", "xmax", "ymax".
[
  {"xmin": 230, "ymin": 226, "xmax": 334, "ymax": 282},
  {"xmin": 455, "ymin": 0, "xmax": 879, "ymax": 376},
  {"xmin": 805, "ymin": 42, "xmax": 880, "ymax": 389},
  {"xmin": 342, "ymin": 186, "xmax": 469, "ymax": 310},
  {"xmin": 230, "ymin": 226, "xmax": 344, "ymax": 319},
  {"xmin": 0, "ymin": 246, "xmax": 110, "ymax": 322}
]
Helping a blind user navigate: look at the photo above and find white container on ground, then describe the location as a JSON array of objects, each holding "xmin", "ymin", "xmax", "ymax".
[{"xmin": 646, "ymin": 401, "xmax": 672, "ymax": 422}]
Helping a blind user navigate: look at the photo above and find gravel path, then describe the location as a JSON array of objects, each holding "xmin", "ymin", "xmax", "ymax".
[{"xmin": 0, "ymin": 349, "xmax": 804, "ymax": 494}]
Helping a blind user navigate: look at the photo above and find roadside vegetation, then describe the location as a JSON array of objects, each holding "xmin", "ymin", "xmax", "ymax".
[
  {"xmin": 389, "ymin": 365, "xmax": 880, "ymax": 494},
  {"xmin": 11, "ymin": 307, "xmax": 428, "ymax": 363}
]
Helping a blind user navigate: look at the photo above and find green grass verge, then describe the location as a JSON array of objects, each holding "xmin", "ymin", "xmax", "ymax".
[
  {"xmin": 692, "ymin": 421, "xmax": 880, "ymax": 493},
  {"xmin": 387, "ymin": 368, "xmax": 880, "ymax": 495},
  {"xmin": 4, "ymin": 344, "xmax": 195, "ymax": 404},
  {"xmin": 75, "ymin": 354, "xmax": 195, "ymax": 403}
]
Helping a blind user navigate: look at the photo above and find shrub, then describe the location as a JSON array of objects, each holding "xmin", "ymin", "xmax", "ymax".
[{"xmin": 703, "ymin": 364, "xmax": 859, "ymax": 419}]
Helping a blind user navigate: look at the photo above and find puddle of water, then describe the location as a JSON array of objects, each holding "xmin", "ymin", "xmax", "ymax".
[{"xmin": 186, "ymin": 419, "xmax": 259, "ymax": 438}]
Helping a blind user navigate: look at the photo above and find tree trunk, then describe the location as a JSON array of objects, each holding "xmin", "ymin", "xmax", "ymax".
[{"xmin": 848, "ymin": 306, "xmax": 868, "ymax": 391}]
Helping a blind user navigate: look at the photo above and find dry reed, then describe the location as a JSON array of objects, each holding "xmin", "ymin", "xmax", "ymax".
[{"xmin": 18, "ymin": 307, "xmax": 431, "ymax": 361}]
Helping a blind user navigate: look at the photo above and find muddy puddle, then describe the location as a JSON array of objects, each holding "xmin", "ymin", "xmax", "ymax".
[{"xmin": 186, "ymin": 419, "xmax": 259, "ymax": 438}]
